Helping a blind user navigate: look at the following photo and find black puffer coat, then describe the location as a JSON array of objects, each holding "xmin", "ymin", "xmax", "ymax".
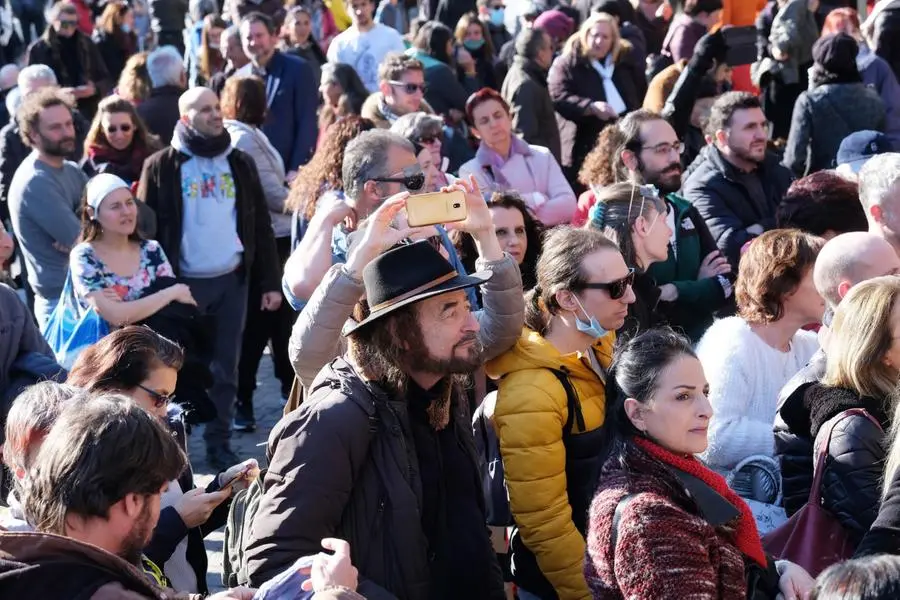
[
  {"xmin": 777, "ymin": 382, "xmax": 891, "ymax": 548},
  {"xmin": 682, "ymin": 144, "xmax": 793, "ymax": 269},
  {"xmin": 774, "ymin": 349, "xmax": 825, "ymax": 516}
]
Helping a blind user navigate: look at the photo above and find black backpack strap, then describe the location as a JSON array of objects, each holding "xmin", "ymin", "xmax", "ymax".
[
  {"xmin": 552, "ymin": 368, "xmax": 585, "ymax": 435},
  {"xmin": 610, "ymin": 493, "xmax": 637, "ymax": 552}
]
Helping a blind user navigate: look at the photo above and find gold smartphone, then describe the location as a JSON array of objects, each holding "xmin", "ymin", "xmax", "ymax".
[{"xmin": 406, "ymin": 190, "xmax": 468, "ymax": 227}]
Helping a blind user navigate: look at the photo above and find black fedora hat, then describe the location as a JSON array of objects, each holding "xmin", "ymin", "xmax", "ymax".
[{"xmin": 344, "ymin": 240, "xmax": 492, "ymax": 336}]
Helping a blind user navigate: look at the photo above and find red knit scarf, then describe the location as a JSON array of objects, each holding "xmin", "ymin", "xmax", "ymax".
[{"xmin": 634, "ymin": 436, "xmax": 768, "ymax": 568}]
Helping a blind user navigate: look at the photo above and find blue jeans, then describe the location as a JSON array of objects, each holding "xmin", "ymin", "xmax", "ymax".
[{"xmin": 516, "ymin": 589, "xmax": 543, "ymax": 600}]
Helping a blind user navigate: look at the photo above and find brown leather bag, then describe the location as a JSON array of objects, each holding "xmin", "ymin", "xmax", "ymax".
[{"xmin": 762, "ymin": 407, "xmax": 882, "ymax": 576}]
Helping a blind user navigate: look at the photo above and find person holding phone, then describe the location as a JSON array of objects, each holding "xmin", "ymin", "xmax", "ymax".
[
  {"xmin": 67, "ymin": 326, "xmax": 259, "ymax": 595},
  {"xmin": 460, "ymin": 88, "xmax": 576, "ymax": 226}
]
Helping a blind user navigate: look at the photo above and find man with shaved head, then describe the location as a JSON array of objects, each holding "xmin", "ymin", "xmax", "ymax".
[
  {"xmin": 775, "ymin": 231, "xmax": 900, "ymax": 515},
  {"xmin": 137, "ymin": 87, "xmax": 281, "ymax": 470}
]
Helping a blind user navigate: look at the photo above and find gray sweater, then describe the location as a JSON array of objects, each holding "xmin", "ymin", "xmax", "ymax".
[
  {"xmin": 8, "ymin": 153, "xmax": 85, "ymax": 298},
  {"xmin": 289, "ymin": 255, "xmax": 525, "ymax": 389}
]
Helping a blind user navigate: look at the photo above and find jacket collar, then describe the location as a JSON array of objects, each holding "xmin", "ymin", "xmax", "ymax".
[
  {"xmin": 672, "ymin": 469, "xmax": 741, "ymax": 527},
  {"xmin": 705, "ymin": 143, "xmax": 780, "ymax": 184},
  {"xmin": 0, "ymin": 531, "xmax": 165, "ymax": 599},
  {"xmin": 514, "ymin": 56, "xmax": 549, "ymax": 85}
]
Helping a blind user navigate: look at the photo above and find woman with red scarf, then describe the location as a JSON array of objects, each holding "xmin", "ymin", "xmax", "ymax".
[
  {"xmin": 83, "ymin": 95, "xmax": 160, "ymax": 185},
  {"xmin": 584, "ymin": 328, "xmax": 815, "ymax": 600}
]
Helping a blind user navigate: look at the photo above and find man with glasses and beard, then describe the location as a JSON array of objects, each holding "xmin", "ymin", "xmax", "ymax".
[
  {"xmin": 283, "ymin": 129, "xmax": 476, "ymax": 313},
  {"xmin": 682, "ymin": 91, "xmax": 793, "ymax": 270},
  {"xmin": 245, "ymin": 183, "xmax": 511, "ymax": 600},
  {"xmin": 598, "ymin": 109, "xmax": 734, "ymax": 341},
  {"xmin": 7, "ymin": 87, "xmax": 87, "ymax": 328},
  {"xmin": 0, "ymin": 395, "xmax": 257, "ymax": 599}
]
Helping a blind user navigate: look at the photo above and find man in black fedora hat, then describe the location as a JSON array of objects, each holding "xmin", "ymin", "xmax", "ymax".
[{"xmin": 245, "ymin": 180, "xmax": 513, "ymax": 600}]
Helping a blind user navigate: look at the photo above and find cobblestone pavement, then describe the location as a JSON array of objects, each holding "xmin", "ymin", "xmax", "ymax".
[{"xmin": 188, "ymin": 354, "xmax": 285, "ymax": 593}]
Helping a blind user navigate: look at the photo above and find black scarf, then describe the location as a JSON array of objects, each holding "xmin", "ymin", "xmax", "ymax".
[{"xmin": 174, "ymin": 120, "xmax": 232, "ymax": 158}]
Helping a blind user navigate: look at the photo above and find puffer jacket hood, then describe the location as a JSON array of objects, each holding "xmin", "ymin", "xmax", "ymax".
[{"xmin": 486, "ymin": 328, "xmax": 615, "ymax": 382}]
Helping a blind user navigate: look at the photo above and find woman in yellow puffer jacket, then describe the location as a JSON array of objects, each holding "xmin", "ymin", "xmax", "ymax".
[{"xmin": 486, "ymin": 227, "xmax": 636, "ymax": 600}]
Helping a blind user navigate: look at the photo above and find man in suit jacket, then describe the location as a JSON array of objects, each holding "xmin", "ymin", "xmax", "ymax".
[{"xmin": 238, "ymin": 11, "xmax": 318, "ymax": 177}]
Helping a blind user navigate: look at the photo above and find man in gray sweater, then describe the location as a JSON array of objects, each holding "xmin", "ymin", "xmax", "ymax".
[{"xmin": 8, "ymin": 88, "xmax": 86, "ymax": 329}]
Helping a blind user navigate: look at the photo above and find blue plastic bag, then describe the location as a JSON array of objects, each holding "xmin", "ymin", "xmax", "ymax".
[{"xmin": 41, "ymin": 272, "xmax": 110, "ymax": 369}]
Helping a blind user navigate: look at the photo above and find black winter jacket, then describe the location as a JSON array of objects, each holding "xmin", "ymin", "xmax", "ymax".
[
  {"xmin": 777, "ymin": 382, "xmax": 890, "ymax": 548},
  {"xmin": 547, "ymin": 41, "xmax": 642, "ymax": 174},
  {"xmin": 774, "ymin": 348, "xmax": 826, "ymax": 516},
  {"xmin": 501, "ymin": 56, "xmax": 562, "ymax": 164},
  {"xmin": 783, "ymin": 82, "xmax": 886, "ymax": 176},
  {"xmin": 136, "ymin": 146, "xmax": 281, "ymax": 294},
  {"xmin": 244, "ymin": 358, "xmax": 505, "ymax": 600},
  {"xmin": 137, "ymin": 85, "xmax": 184, "ymax": 144},
  {"xmin": 682, "ymin": 144, "xmax": 793, "ymax": 269},
  {"xmin": 26, "ymin": 28, "xmax": 110, "ymax": 118}
]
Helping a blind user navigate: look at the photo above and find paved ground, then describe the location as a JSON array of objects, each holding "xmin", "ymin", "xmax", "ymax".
[{"xmin": 188, "ymin": 354, "xmax": 285, "ymax": 593}]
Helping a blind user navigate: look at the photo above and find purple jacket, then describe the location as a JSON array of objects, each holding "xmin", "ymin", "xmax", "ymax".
[{"xmin": 459, "ymin": 142, "xmax": 577, "ymax": 226}]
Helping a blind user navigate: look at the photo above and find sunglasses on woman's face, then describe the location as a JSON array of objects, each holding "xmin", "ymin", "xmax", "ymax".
[
  {"xmin": 578, "ymin": 268, "xmax": 636, "ymax": 300},
  {"xmin": 418, "ymin": 132, "xmax": 443, "ymax": 145},
  {"xmin": 106, "ymin": 123, "xmax": 133, "ymax": 134},
  {"xmin": 372, "ymin": 165, "xmax": 426, "ymax": 191},
  {"xmin": 136, "ymin": 383, "xmax": 174, "ymax": 409}
]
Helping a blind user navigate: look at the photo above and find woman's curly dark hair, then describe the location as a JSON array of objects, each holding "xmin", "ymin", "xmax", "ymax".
[
  {"xmin": 578, "ymin": 123, "xmax": 620, "ymax": 187},
  {"xmin": 451, "ymin": 191, "xmax": 544, "ymax": 291},
  {"xmin": 285, "ymin": 116, "xmax": 375, "ymax": 219}
]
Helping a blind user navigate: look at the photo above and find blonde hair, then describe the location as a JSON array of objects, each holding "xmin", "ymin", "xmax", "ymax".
[
  {"xmin": 565, "ymin": 12, "xmax": 623, "ymax": 62},
  {"xmin": 825, "ymin": 276, "xmax": 900, "ymax": 401}
]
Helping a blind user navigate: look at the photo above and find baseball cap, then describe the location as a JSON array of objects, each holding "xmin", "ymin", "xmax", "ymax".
[{"xmin": 836, "ymin": 130, "xmax": 892, "ymax": 175}]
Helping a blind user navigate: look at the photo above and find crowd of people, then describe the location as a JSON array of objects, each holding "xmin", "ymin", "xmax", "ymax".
[{"xmin": 4, "ymin": 0, "xmax": 900, "ymax": 599}]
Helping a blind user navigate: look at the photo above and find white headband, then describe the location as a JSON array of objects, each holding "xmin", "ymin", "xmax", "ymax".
[{"xmin": 85, "ymin": 173, "xmax": 129, "ymax": 212}]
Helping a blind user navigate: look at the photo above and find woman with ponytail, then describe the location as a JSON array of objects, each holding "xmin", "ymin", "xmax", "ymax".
[
  {"xmin": 486, "ymin": 226, "xmax": 635, "ymax": 599},
  {"xmin": 584, "ymin": 328, "xmax": 815, "ymax": 599}
]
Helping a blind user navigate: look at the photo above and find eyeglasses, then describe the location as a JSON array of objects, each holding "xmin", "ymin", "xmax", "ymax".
[
  {"xmin": 389, "ymin": 81, "xmax": 427, "ymax": 95},
  {"xmin": 372, "ymin": 165, "xmax": 426, "ymax": 191},
  {"xmin": 577, "ymin": 268, "xmax": 636, "ymax": 300},
  {"xmin": 57, "ymin": 19, "xmax": 78, "ymax": 29},
  {"xmin": 418, "ymin": 132, "xmax": 444, "ymax": 145},
  {"xmin": 105, "ymin": 123, "xmax": 133, "ymax": 134},
  {"xmin": 136, "ymin": 384, "xmax": 174, "ymax": 409},
  {"xmin": 640, "ymin": 141, "xmax": 685, "ymax": 157}
]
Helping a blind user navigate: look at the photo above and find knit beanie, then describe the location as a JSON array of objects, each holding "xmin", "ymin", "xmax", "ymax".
[
  {"xmin": 812, "ymin": 33, "xmax": 860, "ymax": 78},
  {"xmin": 534, "ymin": 10, "xmax": 575, "ymax": 42}
]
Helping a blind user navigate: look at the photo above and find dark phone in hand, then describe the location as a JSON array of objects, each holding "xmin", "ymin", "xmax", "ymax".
[{"xmin": 722, "ymin": 26, "xmax": 757, "ymax": 67}]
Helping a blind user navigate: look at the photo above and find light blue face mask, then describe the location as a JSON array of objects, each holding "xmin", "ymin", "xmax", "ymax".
[
  {"xmin": 490, "ymin": 8, "xmax": 505, "ymax": 27},
  {"xmin": 572, "ymin": 294, "xmax": 608, "ymax": 340},
  {"xmin": 464, "ymin": 38, "xmax": 485, "ymax": 51},
  {"xmin": 121, "ymin": 23, "xmax": 132, "ymax": 33}
]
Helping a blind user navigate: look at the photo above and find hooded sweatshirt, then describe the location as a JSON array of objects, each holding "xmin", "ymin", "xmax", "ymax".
[
  {"xmin": 170, "ymin": 131, "xmax": 244, "ymax": 279},
  {"xmin": 486, "ymin": 328, "xmax": 614, "ymax": 600}
]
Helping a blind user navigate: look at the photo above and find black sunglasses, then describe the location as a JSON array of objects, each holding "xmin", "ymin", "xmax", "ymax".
[
  {"xmin": 372, "ymin": 166, "xmax": 425, "ymax": 191},
  {"xmin": 578, "ymin": 268, "xmax": 635, "ymax": 300},
  {"xmin": 136, "ymin": 384, "xmax": 175, "ymax": 409}
]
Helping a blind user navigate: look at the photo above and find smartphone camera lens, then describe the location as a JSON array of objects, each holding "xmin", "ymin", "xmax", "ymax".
[{"xmin": 453, "ymin": 203, "xmax": 461, "ymax": 208}]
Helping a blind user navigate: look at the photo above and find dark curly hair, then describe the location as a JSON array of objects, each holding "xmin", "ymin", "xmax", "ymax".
[
  {"xmin": 451, "ymin": 191, "xmax": 544, "ymax": 290},
  {"xmin": 285, "ymin": 116, "xmax": 375, "ymax": 219},
  {"xmin": 736, "ymin": 229, "xmax": 824, "ymax": 324}
]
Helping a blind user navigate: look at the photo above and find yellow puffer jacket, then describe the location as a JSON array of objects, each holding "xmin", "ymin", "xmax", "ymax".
[{"xmin": 486, "ymin": 328, "xmax": 614, "ymax": 600}]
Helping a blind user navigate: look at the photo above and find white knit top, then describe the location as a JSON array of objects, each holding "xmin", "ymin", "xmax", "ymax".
[{"xmin": 696, "ymin": 317, "xmax": 819, "ymax": 470}]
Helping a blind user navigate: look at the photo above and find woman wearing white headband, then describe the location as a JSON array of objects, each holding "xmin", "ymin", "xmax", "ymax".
[{"xmin": 69, "ymin": 173, "xmax": 197, "ymax": 325}]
